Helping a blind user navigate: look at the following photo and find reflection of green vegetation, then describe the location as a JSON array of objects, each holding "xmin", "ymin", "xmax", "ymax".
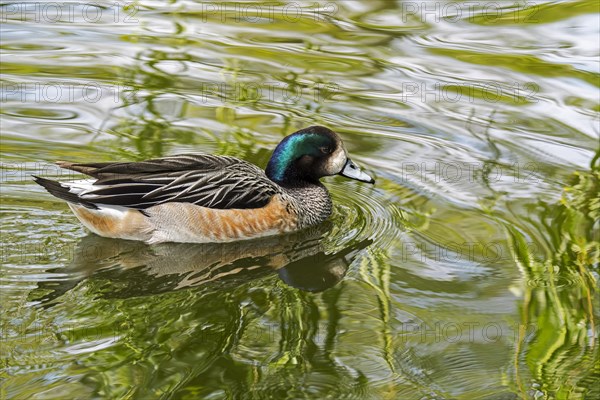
[
  {"xmin": 99, "ymin": 42, "xmax": 352, "ymax": 160},
  {"xmin": 508, "ymin": 155, "xmax": 599, "ymax": 398},
  {"xmin": 431, "ymin": 48, "xmax": 599, "ymax": 87}
]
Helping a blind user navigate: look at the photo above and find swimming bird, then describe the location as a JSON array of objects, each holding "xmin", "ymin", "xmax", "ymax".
[{"xmin": 34, "ymin": 126, "xmax": 374, "ymax": 244}]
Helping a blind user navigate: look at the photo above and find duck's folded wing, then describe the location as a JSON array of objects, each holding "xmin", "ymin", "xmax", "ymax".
[{"xmin": 59, "ymin": 154, "xmax": 282, "ymax": 210}]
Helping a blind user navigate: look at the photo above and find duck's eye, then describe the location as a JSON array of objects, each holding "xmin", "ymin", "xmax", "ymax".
[{"xmin": 319, "ymin": 147, "xmax": 332, "ymax": 154}]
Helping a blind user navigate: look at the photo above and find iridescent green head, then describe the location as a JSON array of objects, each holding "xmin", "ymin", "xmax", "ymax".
[{"xmin": 266, "ymin": 126, "xmax": 374, "ymax": 185}]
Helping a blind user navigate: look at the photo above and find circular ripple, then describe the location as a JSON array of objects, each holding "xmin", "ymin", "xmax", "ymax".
[
  {"xmin": 326, "ymin": 179, "xmax": 401, "ymax": 250},
  {"xmin": 2, "ymin": 107, "xmax": 78, "ymax": 121}
]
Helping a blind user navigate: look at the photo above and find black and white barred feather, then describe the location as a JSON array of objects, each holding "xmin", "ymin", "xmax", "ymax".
[{"xmin": 37, "ymin": 154, "xmax": 282, "ymax": 210}]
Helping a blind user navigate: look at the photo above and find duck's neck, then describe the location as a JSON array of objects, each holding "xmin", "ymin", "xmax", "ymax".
[{"xmin": 285, "ymin": 184, "xmax": 333, "ymax": 228}]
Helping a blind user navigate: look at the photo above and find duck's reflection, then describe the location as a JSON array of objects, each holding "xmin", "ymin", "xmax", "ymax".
[{"xmin": 38, "ymin": 223, "xmax": 372, "ymax": 303}]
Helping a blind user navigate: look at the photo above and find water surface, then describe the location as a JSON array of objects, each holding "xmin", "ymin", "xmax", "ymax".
[{"xmin": 1, "ymin": 1, "xmax": 599, "ymax": 399}]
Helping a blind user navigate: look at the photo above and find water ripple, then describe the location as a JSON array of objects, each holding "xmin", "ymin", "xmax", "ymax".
[{"xmin": 328, "ymin": 180, "xmax": 400, "ymax": 249}]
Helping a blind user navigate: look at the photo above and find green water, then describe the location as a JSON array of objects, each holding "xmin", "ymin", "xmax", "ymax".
[{"xmin": 1, "ymin": 1, "xmax": 599, "ymax": 399}]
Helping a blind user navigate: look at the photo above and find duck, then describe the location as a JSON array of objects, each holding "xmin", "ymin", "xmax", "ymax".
[{"xmin": 33, "ymin": 126, "xmax": 375, "ymax": 244}]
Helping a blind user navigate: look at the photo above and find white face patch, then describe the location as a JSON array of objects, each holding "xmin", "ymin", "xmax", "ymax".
[{"xmin": 327, "ymin": 147, "xmax": 347, "ymax": 174}]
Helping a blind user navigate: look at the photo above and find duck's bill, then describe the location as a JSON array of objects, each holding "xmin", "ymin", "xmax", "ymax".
[{"xmin": 339, "ymin": 159, "xmax": 375, "ymax": 184}]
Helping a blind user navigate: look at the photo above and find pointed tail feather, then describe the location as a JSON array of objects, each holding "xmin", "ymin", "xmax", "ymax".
[
  {"xmin": 55, "ymin": 161, "xmax": 113, "ymax": 177},
  {"xmin": 33, "ymin": 176, "xmax": 98, "ymax": 209}
]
